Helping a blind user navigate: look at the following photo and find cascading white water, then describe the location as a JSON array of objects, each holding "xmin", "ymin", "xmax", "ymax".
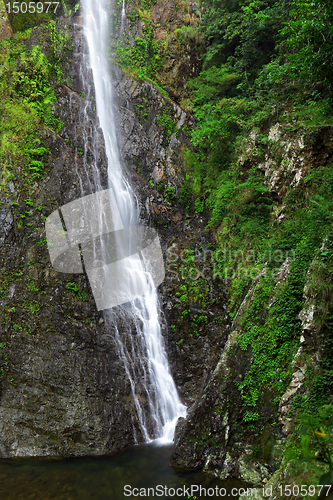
[
  {"xmin": 120, "ymin": 0, "xmax": 126, "ymax": 38},
  {"xmin": 81, "ymin": 0, "xmax": 186, "ymax": 443}
]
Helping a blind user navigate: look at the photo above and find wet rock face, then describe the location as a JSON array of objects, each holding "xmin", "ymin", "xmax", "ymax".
[
  {"xmin": 0, "ymin": 12, "xmax": 224, "ymax": 457},
  {"xmin": 112, "ymin": 63, "xmax": 193, "ymax": 189},
  {"xmin": 0, "ymin": 318, "xmax": 140, "ymax": 457},
  {"xmin": 0, "ymin": 18, "xmax": 141, "ymax": 458}
]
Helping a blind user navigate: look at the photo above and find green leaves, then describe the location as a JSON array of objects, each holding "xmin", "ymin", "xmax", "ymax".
[
  {"xmin": 281, "ymin": 1, "xmax": 333, "ymax": 91},
  {"xmin": 115, "ymin": 34, "xmax": 165, "ymax": 80},
  {"xmin": 0, "ymin": 30, "xmax": 62, "ymax": 196},
  {"xmin": 199, "ymin": 0, "xmax": 285, "ymax": 81},
  {"xmin": 179, "ymin": 182, "xmax": 192, "ymax": 210},
  {"xmin": 66, "ymin": 282, "xmax": 89, "ymax": 302},
  {"xmin": 243, "ymin": 411, "xmax": 260, "ymax": 422},
  {"xmin": 156, "ymin": 110, "xmax": 177, "ymax": 136},
  {"xmin": 296, "ymin": 404, "xmax": 333, "ymax": 481},
  {"xmin": 164, "ymin": 186, "xmax": 176, "ymax": 204},
  {"xmin": 190, "ymin": 66, "xmax": 241, "ymax": 105}
]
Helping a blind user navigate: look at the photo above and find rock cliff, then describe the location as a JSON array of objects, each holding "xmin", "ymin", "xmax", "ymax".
[
  {"xmin": 0, "ymin": 4, "xmax": 223, "ymax": 457},
  {"xmin": 1, "ymin": 2, "xmax": 332, "ymax": 495}
]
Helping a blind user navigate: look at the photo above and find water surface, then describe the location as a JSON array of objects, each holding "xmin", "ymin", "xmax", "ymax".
[{"xmin": 0, "ymin": 443, "xmax": 242, "ymax": 499}]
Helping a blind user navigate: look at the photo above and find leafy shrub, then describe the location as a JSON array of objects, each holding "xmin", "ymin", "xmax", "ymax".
[
  {"xmin": 179, "ymin": 182, "xmax": 192, "ymax": 210},
  {"xmin": 194, "ymin": 198, "xmax": 204, "ymax": 214},
  {"xmin": 66, "ymin": 282, "xmax": 89, "ymax": 302},
  {"xmin": 164, "ymin": 186, "xmax": 176, "ymax": 203},
  {"xmin": 157, "ymin": 110, "xmax": 177, "ymax": 136}
]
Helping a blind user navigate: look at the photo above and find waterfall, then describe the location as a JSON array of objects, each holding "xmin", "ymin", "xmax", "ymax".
[{"xmin": 80, "ymin": 0, "xmax": 186, "ymax": 443}]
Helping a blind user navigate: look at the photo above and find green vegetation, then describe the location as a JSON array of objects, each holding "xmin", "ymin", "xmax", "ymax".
[
  {"xmin": 170, "ymin": 248, "xmax": 212, "ymax": 340},
  {"xmin": 110, "ymin": 0, "xmax": 194, "ymax": 100},
  {"xmin": 0, "ymin": 343, "xmax": 8, "ymax": 384},
  {"xmin": 0, "ymin": 22, "xmax": 69, "ymax": 198},
  {"xmin": 115, "ymin": 33, "xmax": 165, "ymax": 80},
  {"xmin": 173, "ymin": 0, "xmax": 333, "ymax": 485},
  {"xmin": 194, "ymin": 198, "xmax": 204, "ymax": 214},
  {"xmin": 164, "ymin": 186, "xmax": 176, "ymax": 204},
  {"xmin": 243, "ymin": 411, "xmax": 260, "ymax": 423},
  {"xmin": 185, "ymin": 0, "xmax": 333, "ymax": 215},
  {"xmin": 156, "ymin": 110, "xmax": 177, "ymax": 136},
  {"xmin": 66, "ymin": 282, "xmax": 90, "ymax": 302},
  {"xmin": 6, "ymin": 0, "xmax": 60, "ymax": 32},
  {"xmin": 23, "ymin": 300, "xmax": 41, "ymax": 313},
  {"xmin": 179, "ymin": 181, "xmax": 192, "ymax": 210},
  {"xmin": 281, "ymin": 408, "xmax": 333, "ymax": 489}
]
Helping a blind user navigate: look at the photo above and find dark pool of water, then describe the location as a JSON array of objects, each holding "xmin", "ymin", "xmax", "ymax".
[{"xmin": 0, "ymin": 443, "xmax": 244, "ymax": 499}]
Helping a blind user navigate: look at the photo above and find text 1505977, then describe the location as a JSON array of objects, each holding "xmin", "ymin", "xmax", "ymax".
[{"xmin": 6, "ymin": 2, "xmax": 60, "ymax": 14}]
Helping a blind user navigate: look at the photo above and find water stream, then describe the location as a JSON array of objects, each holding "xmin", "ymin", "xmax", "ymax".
[
  {"xmin": 80, "ymin": 0, "xmax": 186, "ymax": 442},
  {"xmin": 120, "ymin": 0, "xmax": 126, "ymax": 37}
]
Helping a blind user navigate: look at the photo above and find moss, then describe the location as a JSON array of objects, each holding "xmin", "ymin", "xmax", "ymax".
[
  {"xmin": 0, "ymin": 24, "xmax": 69, "ymax": 199},
  {"xmin": 156, "ymin": 110, "xmax": 177, "ymax": 136},
  {"xmin": 114, "ymin": 33, "xmax": 165, "ymax": 81},
  {"xmin": 179, "ymin": 181, "xmax": 192, "ymax": 210},
  {"xmin": 66, "ymin": 282, "xmax": 90, "ymax": 302},
  {"xmin": 164, "ymin": 186, "xmax": 176, "ymax": 203}
]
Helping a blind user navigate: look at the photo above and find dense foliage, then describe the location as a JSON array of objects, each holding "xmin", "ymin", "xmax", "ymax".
[
  {"xmin": 0, "ymin": 22, "xmax": 71, "ymax": 200},
  {"xmin": 113, "ymin": 9, "xmax": 333, "ymax": 475},
  {"xmin": 179, "ymin": 0, "xmax": 333, "ymax": 486}
]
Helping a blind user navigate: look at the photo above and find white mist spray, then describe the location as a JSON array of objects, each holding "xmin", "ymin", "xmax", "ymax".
[{"xmin": 120, "ymin": 0, "xmax": 126, "ymax": 38}]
